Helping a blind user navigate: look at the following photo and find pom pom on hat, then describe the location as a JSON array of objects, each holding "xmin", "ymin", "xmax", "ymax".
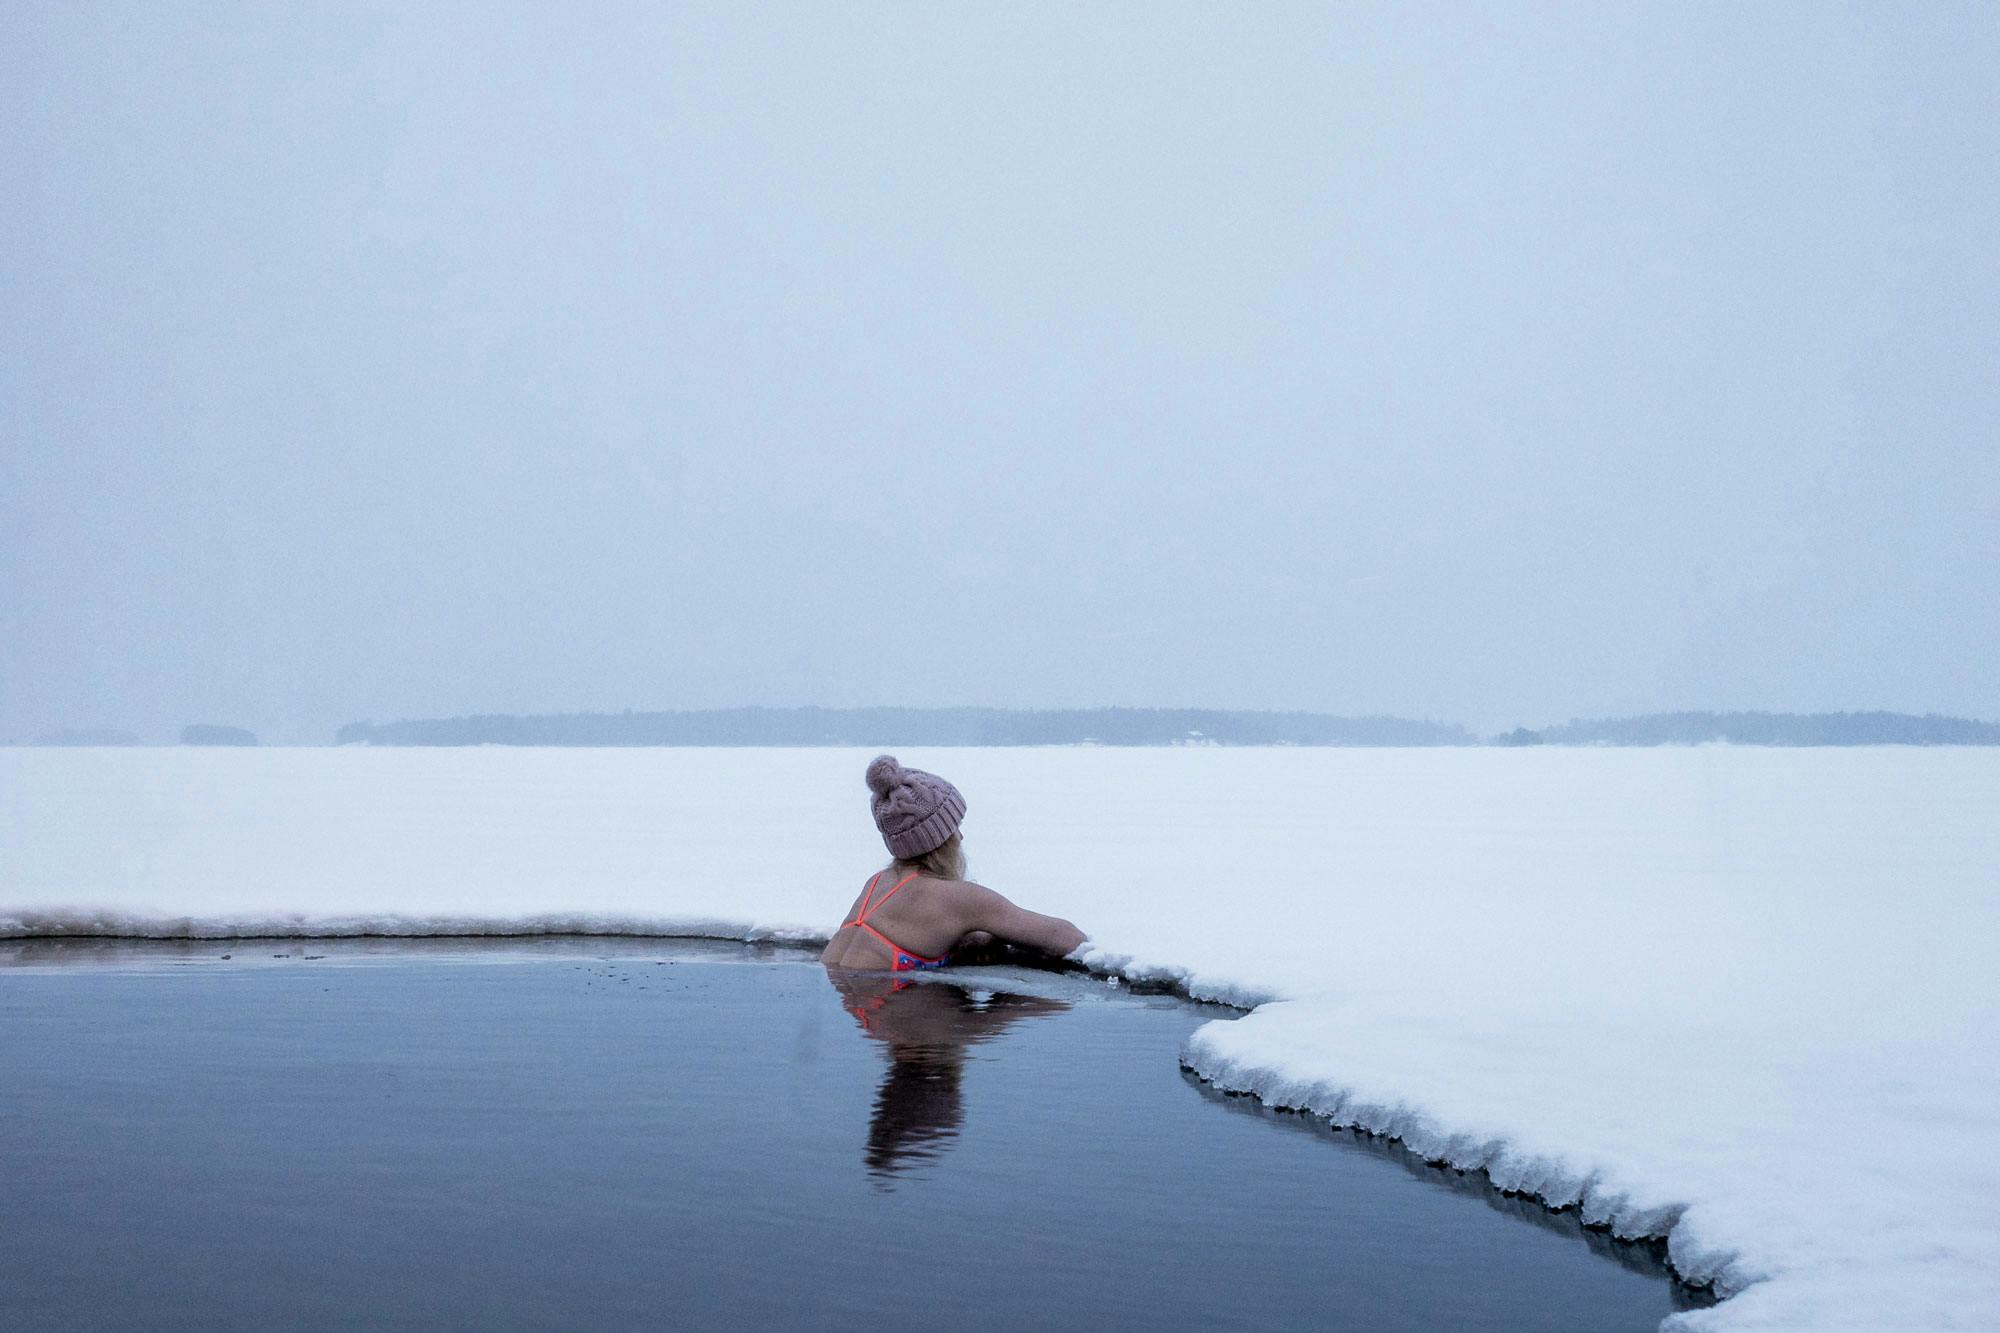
[{"xmin": 865, "ymin": 753, "xmax": 902, "ymax": 798}]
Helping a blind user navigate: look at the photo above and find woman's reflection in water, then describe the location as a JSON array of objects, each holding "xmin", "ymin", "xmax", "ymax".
[{"xmin": 826, "ymin": 969, "xmax": 1070, "ymax": 1184}]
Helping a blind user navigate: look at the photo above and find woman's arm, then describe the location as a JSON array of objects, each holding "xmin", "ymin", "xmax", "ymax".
[{"xmin": 954, "ymin": 882, "xmax": 1086, "ymax": 958}]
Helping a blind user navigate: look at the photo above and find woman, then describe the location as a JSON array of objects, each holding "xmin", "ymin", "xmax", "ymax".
[{"xmin": 820, "ymin": 755, "xmax": 1085, "ymax": 971}]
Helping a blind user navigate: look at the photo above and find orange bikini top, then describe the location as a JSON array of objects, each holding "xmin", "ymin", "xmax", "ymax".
[{"xmin": 843, "ymin": 871, "xmax": 950, "ymax": 972}]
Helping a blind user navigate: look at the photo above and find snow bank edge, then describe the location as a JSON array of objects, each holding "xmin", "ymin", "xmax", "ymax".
[{"xmin": 1179, "ymin": 1022, "xmax": 1755, "ymax": 1324}]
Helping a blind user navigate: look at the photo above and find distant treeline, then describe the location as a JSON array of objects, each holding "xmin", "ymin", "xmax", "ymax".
[
  {"xmin": 180, "ymin": 724, "xmax": 258, "ymax": 746},
  {"xmin": 25, "ymin": 724, "xmax": 258, "ymax": 747},
  {"xmin": 329, "ymin": 707, "xmax": 2000, "ymax": 748},
  {"xmin": 16, "ymin": 707, "xmax": 2000, "ymax": 748},
  {"xmin": 1498, "ymin": 711, "xmax": 2000, "ymax": 747},
  {"xmin": 334, "ymin": 707, "xmax": 1472, "ymax": 747},
  {"xmin": 30, "ymin": 727, "xmax": 143, "ymax": 746}
]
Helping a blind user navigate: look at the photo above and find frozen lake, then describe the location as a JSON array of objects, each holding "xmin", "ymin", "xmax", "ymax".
[
  {"xmin": 0, "ymin": 939, "xmax": 1696, "ymax": 1329},
  {"xmin": 3, "ymin": 745, "xmax": 1996, "ymax": 1328}
]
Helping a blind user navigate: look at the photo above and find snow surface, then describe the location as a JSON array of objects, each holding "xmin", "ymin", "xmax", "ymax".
[{"xmin": 3, "ymin": 745, "xmax": 1996, "ymax": 1329}]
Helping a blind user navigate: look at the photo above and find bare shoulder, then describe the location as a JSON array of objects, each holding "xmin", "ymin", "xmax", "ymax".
[
  {"xmin": 937, "ymin": 879, "xmax": 1086, "ymax": 957},
  {"xmin": 933, "ymin": 877, "xmax": 1000, "ymax": 903},
  {"xmin": 932, "ymin": 878, "xmax": 1015, "ymax": 918}
]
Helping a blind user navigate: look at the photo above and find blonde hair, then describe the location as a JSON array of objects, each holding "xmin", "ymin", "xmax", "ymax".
[{"xmin": 896, "ymin": 831, "xmax": 965, "ymax": 882}]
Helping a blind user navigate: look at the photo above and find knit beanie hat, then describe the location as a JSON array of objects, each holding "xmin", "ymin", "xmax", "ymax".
[{"xmin": 865, "ymin": 754, "xmax": 966, "ymax": 860}]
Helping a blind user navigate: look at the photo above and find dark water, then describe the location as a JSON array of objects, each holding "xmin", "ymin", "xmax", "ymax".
[{"xmin": 0, "ymin": 939, "xmax": 1703, "ymax": 1330}]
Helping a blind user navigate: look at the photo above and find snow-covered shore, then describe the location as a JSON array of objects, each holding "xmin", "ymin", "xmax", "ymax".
[{"xmin": 4, "ymin": 745, "xmax": 1995, "ymax": 1328}]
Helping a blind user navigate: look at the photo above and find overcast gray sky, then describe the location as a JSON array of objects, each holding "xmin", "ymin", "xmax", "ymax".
[{"xmin": 4, "ymin": 2, "xmax": 1996, "ymax": 742}]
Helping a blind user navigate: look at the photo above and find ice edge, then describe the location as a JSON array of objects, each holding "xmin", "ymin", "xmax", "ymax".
[
  {"xmin": 1078, "ymin": 942, "xmax": 1744, "ymax": 1326},
  {"xmin": 1176, "ymin": 1029, "xmax": 1750, "ymax": 1328},
  {"xmin": 0, "ymin": 908, "xmax": 830, "ymax": 946}
]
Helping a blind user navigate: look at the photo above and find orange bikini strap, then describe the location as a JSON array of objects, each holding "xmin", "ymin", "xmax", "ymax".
[
  {"xmin": 854, "ymin": 872, "xmax": 884, "ymax": 920},
  {"xmin": 867, "ymin": 872, "xmax": 920, "ymax": 916},
  {"xmin": 846, "ymin": 871, "xmax": 919, "ymax": 929},
  {"xmin": 855, "ymin": 920, "xmax": 899, "ymax": 951}
]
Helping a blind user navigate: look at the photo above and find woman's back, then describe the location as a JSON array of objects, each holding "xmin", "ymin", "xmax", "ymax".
[{"xmin": 821, "ymin": 870, "xmax": 969, "ymax": 971}]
